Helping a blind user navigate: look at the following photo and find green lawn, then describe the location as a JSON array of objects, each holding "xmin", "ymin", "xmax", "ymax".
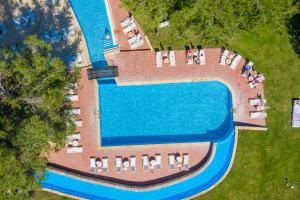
[{"xmin": 32, "ymin": 190, "xmax": 73, "ymax": 200}]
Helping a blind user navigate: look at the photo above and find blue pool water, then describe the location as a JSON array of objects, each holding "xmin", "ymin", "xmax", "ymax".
[
  {"xmin": 42, "ymin": 129, "xmax": 236, "ymax": 200},
  {"xmin": 69, "ymin": 0, "xmax": 114, "ymax": 69},
  {"xmin": 99, "ymin": 80, "xmax": 233, "ymax": 146}
]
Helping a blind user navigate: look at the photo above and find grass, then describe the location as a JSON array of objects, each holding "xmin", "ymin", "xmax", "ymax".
[{"xmin": 32, "ymin": 190, "xmax": 73, "ymax": 200}]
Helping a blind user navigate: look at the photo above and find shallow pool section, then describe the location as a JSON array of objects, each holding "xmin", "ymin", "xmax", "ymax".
[
  {"xmin": 69, "ymin": 0, "xmax": 114, "ymax": 69},
  {"xmin": 42, "ymin": 130, "xmax": 235, "ymax": 200},
  {"xmin": 98, "ymin": 80, "xmax": 233, "ymax": 146}
]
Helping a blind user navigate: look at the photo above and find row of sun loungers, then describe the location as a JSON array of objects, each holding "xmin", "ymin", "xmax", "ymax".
[
  {"xmin": 156, "ymin": 51, "xmax": 176, "ymax": 67},
  {"xmin": 168, "ymin": 154, "xmax": 189, "ymax": 170},
  {"xmin": 90, "ymin": 154, "xmax": 189, "ymax": 173},
  {"xmin": 292, "ymin": 99, "xmax": 300, "ymax": 128},
  {"xmin": 121, "ymin": 16, "xmax": 144, "ymax": 49},
  {"xmin": 249, "ymin": 97, "xmax": 268, "ymax": 119},
  {"xmin": 90, "ymin": 157, "xmax": 108, "ymax": 173}
]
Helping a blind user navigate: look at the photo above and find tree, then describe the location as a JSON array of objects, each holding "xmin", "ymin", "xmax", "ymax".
[
  {"xmin": 0, "ymin": 35, "xmax": 78, "ymax": 199},
  {"xmin": 122, "ymin": 0, "xmax": 300, "ymax": 47}
]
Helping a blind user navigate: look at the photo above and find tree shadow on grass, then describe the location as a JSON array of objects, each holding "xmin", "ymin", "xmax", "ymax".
[{"xmin": 286, "ymin": 13, "xmax": 300, "ymax": 57}]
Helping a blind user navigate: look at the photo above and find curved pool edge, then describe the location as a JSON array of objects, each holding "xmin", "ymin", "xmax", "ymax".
[{"xmin": 41, "ymin": 129, "xmax": 237, "ymax": 200}]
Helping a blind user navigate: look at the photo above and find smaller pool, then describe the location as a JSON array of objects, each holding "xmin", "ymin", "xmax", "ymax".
[
  {"xmin": 98, "ymin": 80, "xmax": 233, "ymax": 146},
  {"xmin": 69, "ymin": 0, "xmax": 115, "ymax": 69}
]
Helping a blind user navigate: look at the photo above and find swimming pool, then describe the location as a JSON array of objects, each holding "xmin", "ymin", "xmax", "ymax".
[
  {"xmin": 99, "ymin": 79, "xmax": 233, "ymax": 146},
  {"xmin": 42, "ymin": 129, "xmax": 236, "ymax": 200},
  {"xmin": 69, "ymin": 0, "xmax": 115, "ymax": 69}
]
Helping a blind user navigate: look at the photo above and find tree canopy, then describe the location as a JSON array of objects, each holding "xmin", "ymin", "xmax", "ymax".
[
  {"xmin": 122, "ymin": 0, "xmax": 299, "ymax": 47},
  {"xmin": 0, "ymin": 35, "xmax": 78, "ymax": 199}
]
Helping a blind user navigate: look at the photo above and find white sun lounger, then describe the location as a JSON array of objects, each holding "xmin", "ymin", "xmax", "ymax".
[
  {"xmin": 168, "ymin": 154, "xmax": 175, "ymax": 169},
  {"xmin": 249, "ymin": 98, "xmax": 266, "ymax": 106},
  {"xmin": 155, "ymin": 154, "xmax": 162, "ymax": 169},
  {"xmin": 121, "ymin": 16, "xmax": 134, "ymax": 28},
  {"xmin": 142, "ymin": 155, "xmax": 149, "ymax": 170},
  {"xmin": 183, "ymin": 153, "xmax": 189, "ymax": 170},
  {"xmin": 102, "ymin": 157, "xmax": 108, "ymax": 173},
  {"xmin": 250, "ymin": 111, "xmax": 267, "ymax": 119},
  {"xmin": 199, "ymin": 49, "xmax": 205, "ymax": 65},
  {"xmin": 90, "ymin": 157, "xmax": 96, "ymax": 173},
  {"xmin": 130, "ymin": 37, "xmax": 144, "ymax": 49},
  {"xmin": 128, "ymin": 33, "xmax": 142, "ymax": 44},
  {"xmin": 74, "ymin": 119, "xmax": 82, "ymax": 127},
  {"xmin": 123, "ymin": 22, "xmax": 136, "ymax": 34},
  {"xmin": 71, "ymin": 108, "xmax": 80, "ymax": 115},
  {"xmin": 116, "ymin": 157, "xmax": 122, "ymax": 173},
  {"xmin": 230, "ymin": 54, "xmax": 242, "ymax": 69},
  {"xmin": 130, "ymin": 156, "xmax": 136, "ymax": 172},
  {"xmin": 67, "ymin": 146, "xmax": 83, "ymax": 153},
  {"xmin": 66, "ymin": 94, "xmax": 79, "ymax": 101},
  {"xmin": 67, "ymin": 133, "xmax": 81, "ymax": 141},
  {"xmin": 220, "ymin": 49, "xmax": 229, "ymax": 65},
  {"xmin": 169, "ymin": 51, "xmax": 176, "ymax": 67},
  {"xmin": 75, "ymin": 52, "xmax": 83, "ymax": 65},
  {"xmin": 156, "ymin": 52, "xmax": 162, "ymax": 68}
]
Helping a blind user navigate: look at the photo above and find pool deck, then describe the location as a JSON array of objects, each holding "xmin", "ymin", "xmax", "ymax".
[{"xmin": 48, "ymin": 0, "xmax": 266, "ymax": 192}]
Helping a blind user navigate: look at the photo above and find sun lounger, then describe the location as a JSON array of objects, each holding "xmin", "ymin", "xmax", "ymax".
[
  {"xmin": 155, "ymin": 154, "xmax": 162, "ymax": 169},
  {"xmin": 249, "ymin": 98, "xmax": 266, "ymax": 106},
  {"xmin": 242, "ymin": 61, "xmax": 254, "ymax": 77},
  {"xmin": 168, "ymin": 154, "xmax": 175, "ymax": 169},
  {"xmin": 128, "ymin": 33, "xmax": 142, "ymax": 44},
  {"xmin": 74, "ymin": 119, "xmax": 82, "ymax": 127},
  {"xmin": 121, "ymin": 16, "xmax": 134, "ymax": 28},
  {"xmin": 220, "ymin": 49, "xmax": 229, "ymax": 65},
  {"xmin": 67, "ymin": 133, "xmax": 81, "ymax": 141},
  {"xmin": 75, "ymin": 52, "xmax": 83, "ymax": 65},
  {"xmin": 230, "ymin": 54, "xmax": 242, "ymax": 69},
  {"xmin": 71, "ymin": 108, "xmax": 80, "ymax": 115},
  {"xmin": 130, "ymin": 38, "xmax": 144, "ymax": 49},
  {"xmin": 66, "ymin": 94, "xmax": 79, "ymax": 101},
  {"xmin": 250, "ymin": 111, "xmax": 267, "ymax": 119},
  {"xmin": 130, "ymin": 156, "xmax": 136, "ymax": 172},
  {"xmin": 67, "ymin": 146, "xmax": 83, "ymax": 153},
  {"xmin": 123, "ymin": 22, "xmax": 136, "ymax": 34},
  {"xmin": 169, "ymin": 51, "xmax": 176, "ymax": 66},
  {"xmin": 199, "ymin": 49, "xmax": 205, "ymax": 65},
  {"xmin": 156, "ymin": 51, "xmax": 162, "ymax": 68},
  {"xmin": 292, "ymin": 120, "xmax": 300, "ymax": 128},
  {"xmin": 90, "ymin": 157, "xmax": 96, "ymax": 173},
  {"xmin": 116, "ymin": 157, "xmax": 122, "ymax": 173},
  {"xmin": 183, "ymin": 153, "xmax": 189, "ymax": 170},
  {"xmin": 102, "ymin": 157, "xmax": 108, "ymax": 173},
  {"xmin": 142, "ymin": 155, "xmax": 149, "ymax": 170}
]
